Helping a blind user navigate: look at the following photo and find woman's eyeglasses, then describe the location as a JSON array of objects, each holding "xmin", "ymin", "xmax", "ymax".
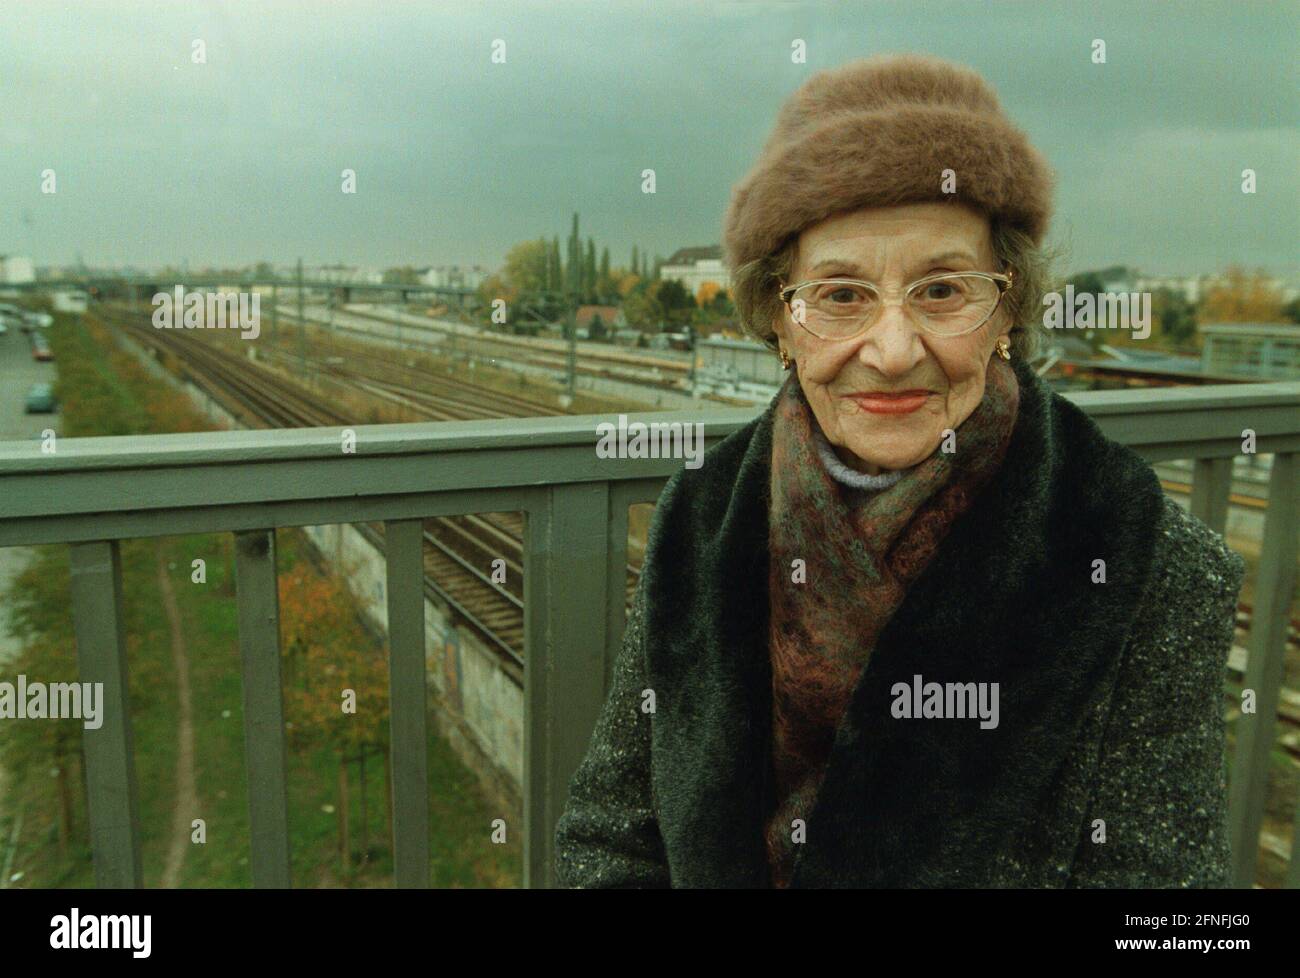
[{"xmin": 778, "ymin": 269, "xmax": 1013, "ymax": 341}]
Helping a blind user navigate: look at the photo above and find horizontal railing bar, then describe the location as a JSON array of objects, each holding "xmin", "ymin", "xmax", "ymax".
[
  {"xmin": 0, "ymin": 487, "xmax": 549, "ymax": 548},
  {"xmin": 1064, "ymin": 380, "xmax": 1300, "ymax": 414},
  {"xmin": 1, "ymin": 380, "xmax": 1296, "ymax": 475},
  {"xmin": 0, "ymin": 438, "xmax": 733, "ymax": 528},
  {"xmin": 609, "ymin": 477, "xmax": 672, "ymax": 510},
  {"xmin": 0, "ymin": 408, "xmax": 759, "ymax": 471},
  {"xmin": 5, "ymin": 433, "xmax": 1296, "ymax": 548},
  {"xmin": 5, "ymin": 421, "xmax": 1298, "ymax": 537},
  {"xmin": 1089, "ymin": 413, "xmax": 1300, "ymax": 453},
  {"xmin": 1131, "ymin": 438, "xmax": 1300, "ymax": 463}
]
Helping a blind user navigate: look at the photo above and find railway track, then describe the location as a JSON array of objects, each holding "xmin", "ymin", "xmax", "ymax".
[
  {"xmin": 336, "ymin": 303, "xmax": 691, "ymax": 373},
  {"xmin": 258, "ymin": 343, "xmax": 568, "ymax": 422},
  {"xmin": 97, "ymin": 304, "xmax": 641, "ymax": 668},
  {"xmin": 280, "ymin": 305, "xmax": 689, "ymax": 394}
]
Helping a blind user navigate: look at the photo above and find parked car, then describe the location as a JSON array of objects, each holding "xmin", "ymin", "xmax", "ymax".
[
  {"xmin": 0, "ymin": 320, "xmax": 7, "ymax": 336},
  {"xmin": 24, "ymin": 311, "xmax": 53, "ymax": 328},
  {"xmin": 24, "ymin": 382, "xmax": 57, "ymax": 413},
  {"xmin": 31, "ymin": 338, "xmax": 53, "ymax": 361}
]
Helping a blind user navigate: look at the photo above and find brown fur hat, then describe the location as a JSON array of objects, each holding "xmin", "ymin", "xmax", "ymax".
[{"xmin": 722, "ymin": 54, "xmax": 1055, "ymax": 272}]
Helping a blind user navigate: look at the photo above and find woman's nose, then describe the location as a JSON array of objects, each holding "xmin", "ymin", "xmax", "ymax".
[{"xmin": 853, "ymin": 303, "xmax": 926, "ymax": 372}]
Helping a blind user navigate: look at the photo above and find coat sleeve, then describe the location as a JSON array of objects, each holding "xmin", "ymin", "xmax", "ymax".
[
  {"xmin": 1068, "ymin": 498, "xmax": 1245, "ymax": 888},
  {"xmin": 553, "ymin": 574, "xmax": 671, "ymax": 887}
]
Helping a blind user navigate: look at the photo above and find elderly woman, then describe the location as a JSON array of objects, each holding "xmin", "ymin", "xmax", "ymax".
[{"xmin": 554, "ymin": 54, "xmax": 1244, "ymax": 888}]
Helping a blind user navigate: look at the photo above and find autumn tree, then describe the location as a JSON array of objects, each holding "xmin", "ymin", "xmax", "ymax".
[
  {"xmin": 1200, "ymin": 265, "xmax": 1286, "ymax": 323},
  {"xmin": 616, "ymin": 271, "xmax": 640, "ymax": 298},
  {"xmin": 501, "ymin": 240, "xmax": 549, "ymax": 297},
  {"xmin": 621, "ymin": 288, "xmax": 663, "ymax": 331},
  {"xmin": 696, "ymin": 281, "xmax": 721, "ymax": 307},
  {"xmin": 477, "ymin": 273, "xmax": 510, "ymax": 311},
  {"xmin": 279, "ymin": 552, "xmax": 391, "ymax": 874}
]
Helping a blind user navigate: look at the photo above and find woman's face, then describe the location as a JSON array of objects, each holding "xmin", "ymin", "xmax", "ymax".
[{"xmin": 773, "ymin": 201, "xmax": 1013, "ymax": 475}]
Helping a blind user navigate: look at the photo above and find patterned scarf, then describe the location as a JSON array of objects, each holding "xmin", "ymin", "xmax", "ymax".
[{"xmin": 764, "ymin": 356, "xmax": 1021, "ymax": 888}]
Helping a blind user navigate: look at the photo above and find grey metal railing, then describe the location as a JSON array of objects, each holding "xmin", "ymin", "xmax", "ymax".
[{"xmin": 1, "ymin": 380, "xmax": 1297, "ymax": 888}]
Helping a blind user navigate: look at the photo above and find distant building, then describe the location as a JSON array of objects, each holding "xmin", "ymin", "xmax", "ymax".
[
  {"xmin": 661, "ymin": 246, "xmax": 730, "ymax": 297},
  {"xmin": 694, "ymin": 335, "xmax": 784, "ymax": 392},
  {"xmin": 0, "ymin": 255, "xmax": 35, "ymax": 284},
  {"xmin": 52, "ymin": 290, "xmax": 89, "ymax": 313},
  {"xmin": 1200, "ymin": 323, "xmax": 1300, "ymax": 380},
  {"xmin": 419, "ymin": 265, "xmax": 489, "ymax": 290},
  {"xmin": 1134, "ymin": 275, "xmax": 1203, "ymax": 304}
]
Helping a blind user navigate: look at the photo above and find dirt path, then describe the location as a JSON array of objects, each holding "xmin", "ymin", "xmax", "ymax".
[{"xmin": 157, "ymin": 542, "xmax": 197, "ymax": 888}]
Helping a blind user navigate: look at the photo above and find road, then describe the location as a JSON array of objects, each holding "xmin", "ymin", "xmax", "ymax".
[
  {"xmin": 0, "ymin": 324, "xmax": 59, "ymax": 443},
  {"xmin": 0, "ymin": 324, "xmax": 59, "ymax": 666}
]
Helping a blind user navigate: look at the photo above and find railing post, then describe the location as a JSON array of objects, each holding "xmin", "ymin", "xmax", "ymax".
[
  {"xmin": 69, "ymin": 539, "xmax": 142, "ymax": 888},
  {"xmin": 523, "ymin": 482, "xmax": 612, "ymax": 888},
  {"xmin": 603, "ymin": 496, "xmax": 631, "ymax": 694},
  {"xmin": 1190, "ymin": 456, "xmax": 1233, "ymax": 536},
  {"xmin": 1229, "ymin": 452, "xmax": 1299, "ymax": 887},
  {"xmin": 234, "ymin": 528, "xmax": 292, "ymax": 888},
  {"xmin": 384, "ymin": 519, "xmax": 429, "ymax": 887}
]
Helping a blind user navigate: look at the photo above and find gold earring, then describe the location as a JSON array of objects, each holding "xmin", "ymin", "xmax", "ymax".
[
  {"xmin": 779, "ymin": 347, "xmax": 792, "ymax": 370},
  {"xmin": 995, "ymin": 337, "xmax": 1011, "ymax": 361}
]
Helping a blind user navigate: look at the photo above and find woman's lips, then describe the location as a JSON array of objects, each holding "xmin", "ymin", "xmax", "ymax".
[{"xmin": 845, "ymin": 390, "xmax": 932, "ymax": 415}]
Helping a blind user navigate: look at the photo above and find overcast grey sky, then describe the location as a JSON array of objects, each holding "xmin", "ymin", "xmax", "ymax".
[{"xmin": 1, "ymin": 0, "xmax": 1296, "ymax": 279}]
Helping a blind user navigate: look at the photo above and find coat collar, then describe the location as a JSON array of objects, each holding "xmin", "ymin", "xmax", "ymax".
[{"xmin": 641, "ymin": 357, "xmax": 1168, "ymax": 887}]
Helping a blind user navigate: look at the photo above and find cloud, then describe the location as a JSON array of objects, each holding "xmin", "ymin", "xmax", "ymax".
[{"xmin": 0, "ymin": 0, "xmax": 1294, "ymax": 277}]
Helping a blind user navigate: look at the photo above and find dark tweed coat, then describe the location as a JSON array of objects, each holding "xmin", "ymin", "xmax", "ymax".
[{"xmin": 554, "ymin": 356, "xmax": 1245, "ymax": 888}]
